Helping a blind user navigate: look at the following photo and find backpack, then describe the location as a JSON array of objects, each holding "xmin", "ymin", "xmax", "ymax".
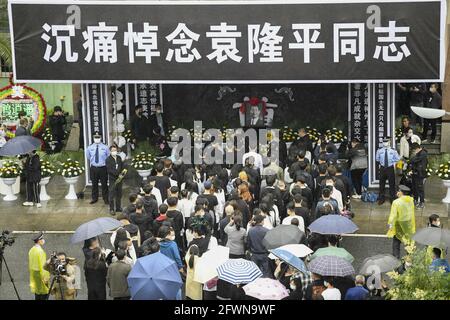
[{"xmin": 361, "ymin": 190, "xmax": 378, "ymax": 203}]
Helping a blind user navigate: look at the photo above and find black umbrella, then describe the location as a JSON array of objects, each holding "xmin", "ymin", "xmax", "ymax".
[
  {"xmin": 0, "ymin": 136, "xmax": 41, "ymax": 156},
  {"xmin": 263, "ymin": 225, "xmax": 304, "ymax": 250}
]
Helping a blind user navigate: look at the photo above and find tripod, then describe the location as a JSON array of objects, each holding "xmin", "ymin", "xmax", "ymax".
[
  {"xmin": 47, "ymin": 273, "xmax": 65, "ymax": 300},
  {"xmin": 0, "ymin": 248, "xmax": 21, "ymax": 300}
]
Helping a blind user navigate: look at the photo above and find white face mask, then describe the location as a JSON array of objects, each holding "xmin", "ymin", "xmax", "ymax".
[
  {"xmin": 111, "ymin": 151, "xmax": 118, "ymax": 157},
  {"xmin": 407, "ymin": 132, "xmax": 413, "ymax": 138},
  {"xmin": 383, "ymin": 142, "xmax": 389, "ymax": 148},
  {"xmin": 323, "ymin": 281, "xmax": 329, "ymax": 287},
  {"xmin": 41, "ymin": 239, "xmax": 45, "ymax": 245},
  {"xmin": 94, "ymin": 138, "xmax": 101, "ymax": 144},
  {"xmin": 290, "ymin": 283, "xmax": 296, "ymax": 291}
]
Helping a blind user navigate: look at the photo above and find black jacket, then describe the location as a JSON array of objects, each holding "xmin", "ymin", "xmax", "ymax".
[
  {"xmin": 24, "ymin": 154, "xmax": 41, "ymax": 183},
  {"xmin": 49, "ymin": 114, "xmax": 67, "ymax": 139},
  {"xmin": 106, "ymin": 155, "xmax": 124, "ymax": 180},
  {"xmin": 410, "ymin": 149, "xmax": 428, "ymax": 178}
]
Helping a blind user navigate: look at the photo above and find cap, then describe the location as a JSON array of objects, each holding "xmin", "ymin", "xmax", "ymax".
[
  {"xmin": 204, "ymin": 180, "xmax": 212, "ymax": 189},
  {"xmin": 33, "ymin": 231, "xmax": 44, "ymax": 243},
  {"xmin": 383, "ymin": 137, "xmax": 391, "ymax": 143},
  {"xmin": 398, "ymin": 185, "xmax": 411, "ymax": 193},
  {"xmin": 93, "ymin": 133, "xmax": 101, "ymax": 139}
]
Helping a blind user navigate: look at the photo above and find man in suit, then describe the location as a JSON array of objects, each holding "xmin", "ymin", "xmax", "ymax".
[
  {"xmin": 106, "ymin": 145, "xmax": 124, "ymax": 215},
  {"xmin": 22, "ymin": 150, "xmax": 42, "ymax": 208}
]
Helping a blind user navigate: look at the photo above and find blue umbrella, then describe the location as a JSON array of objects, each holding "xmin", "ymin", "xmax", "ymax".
[
  {"xmin": 270, "ymin": 248, "xmax": 308, "ymax": 274},
  {"xmin": 0, "ymin": 135, "xmax": 41, "ymax": 156},
  {"xmin": 70, "ymin": 217, "xmax": 122, "ymax": 244},
  {"xmin": 216, "ymin": 259, "xmax": 262, "ymax": 285},
  {"xmin": 128, "ymin": 252, "xmax": 182, "ymax": 300},
  {"xmin": 308, "ymin": 215, "xmax": 358, "ymax": 235}
]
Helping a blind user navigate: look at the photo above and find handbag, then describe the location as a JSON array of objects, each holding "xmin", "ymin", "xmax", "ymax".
[{"xmin": 361, "ymin": 190, "xmax": 378, "ymax": 203}]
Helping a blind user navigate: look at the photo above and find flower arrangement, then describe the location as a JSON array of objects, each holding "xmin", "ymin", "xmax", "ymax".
[
  {"xmin": 386, "ymin": 241, "xmax": 449, "ymax": 300},
  {"xmin": 58, "ymin": 158, "xmax": 84, "ymax": 178},
  {"xmin": 395, "ymin": 127, "xmax": 404, "ymax": 143},
  {"xmin": 122, "ymin": 129, "xmax": 134, "ymax": 143},
  {"xmin": 435, "ymin": 160, "xmax": 450, "ymax": 180},
  {"xmin": 0, "ymin": 160, "xmax": 22, "ymax": 178},
  {"xmin": 41, "ymin": 127, "xmax": 54, "ymax": 144},
  {"xmin": 40, "ymin": 159, "xmax": 56, "ymax": 178},
  {"xmin": 305, "ymin": 126, "xmax": 321, "ymax": 143},
  {"xmin": 281, "ymin": 126, "xmax": 298, "ymax": 143},
  {"xmin": 325, "ymin": 128, "xmax": 347, "ymax": 143},
  {"xmin": 131, "ymin": 152, "xmax": 155, "ymax": 170},
  {"xmin": 425, "ymin": 165, "xmax": 434, "ymax": 178}
]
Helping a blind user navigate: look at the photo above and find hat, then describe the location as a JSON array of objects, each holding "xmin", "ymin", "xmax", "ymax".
[
  {"xmin": 204, "ymin": 180, "xmax": 212, "ymax": 189},
  {"xmin": 33, "ymin": 231, "xmax": 44, "ymax": 243},
  {"xmin": 383, "ymin": 137, "xmax": 391, "ymax": 143},
  {"xmin": 93, "ymin": 132, "xmax": 101, "ymax": 139},
  {"xmin": 398, "ymin": 185, "xmax": 411, "ymax": 194},
  {"xmin": 54, "ymin": 106, "xmax": 62, "ymax": 112}
]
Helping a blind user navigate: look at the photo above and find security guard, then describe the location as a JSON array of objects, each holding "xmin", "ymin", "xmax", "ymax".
[
  {"xmin": 86, "ymin": 133, "xmax": 110, "ymax": 204},
  {"xmin": 28, "ymin": 232, "xmax": 50, "ymax": 300},
  {"xmin": 375, "ymin": 137, "xmax": 400, "ymax": 205}
]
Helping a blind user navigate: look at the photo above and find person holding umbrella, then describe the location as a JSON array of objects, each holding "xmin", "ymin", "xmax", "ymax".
[
  {"xmin": 85, "ymin": 247, "xmax": 108, "ymax": 300},
  {"xmin": 387, "ymin": 185, "xmax": 416, "ymax": 259},
  {"xmin": 22, "ymin": 149, "xmax": 42, "ymax": 208}
]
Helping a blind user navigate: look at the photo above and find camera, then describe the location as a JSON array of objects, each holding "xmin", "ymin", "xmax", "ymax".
[
  {"xmin": 0, "ymin": 230, "xmax": 15, "ymax": 249},
  {"xmin": 50, "ymin": 252, "xmax": 67, "ymax": 275}
]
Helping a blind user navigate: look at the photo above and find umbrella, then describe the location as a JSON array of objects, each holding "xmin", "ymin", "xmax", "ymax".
[
  {"xmin": 263, "ymin": 225, "xmax": 304, "ymax": 250},
  {"xmin": 243, "ymin": 278, "xmax": 289, "ymax": 300},
  {"xmin": 70, "ymin": 217, "xmax": 122, "ymax": 244},
  {"xmin": 0, "ymin": 135, "xmax": 41, "ymax": 156},
  {"xmin": 308, "ymin": 255, "xmax": 355, "ymax": 277},
  {"xmin": 359, "ymin": 254, "xmax": 401, "ymax": 275},
  {"xmin": 412, "ymin": 227, "xmax": 450, "ymax": 248},
  {"xmin": 270, "ymin": 248, "xmax": 308, "ymax": 274},
  {"xmin": 128, "ymin": 252, "xmax": 182, "ymax": 300},
  {"xmin": 308, "ymin": 215, "xmax": 359, "ymax": 235},
  {"xmin": 411, "ymin": 106, "xmax": 450, "ymax": 119},
  {"xmin": 310, "ymin": 246, "xmax": 355, "ymax": 263},
  {"xmin": 194, "ymin": 245, "xmax": 229, "ymax": 283},
  {"xmin": 216, "ymin": 259, "xmax": 262, "ymax": 285},
  {"xmin": 269, "ymin": 244, "xmax": 313, "ymax": 259}
]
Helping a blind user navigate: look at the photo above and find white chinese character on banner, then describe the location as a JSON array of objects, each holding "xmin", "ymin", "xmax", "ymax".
[
  {"xmin": 166, "ymin": 23, "xmax": 201, "ymax": 63},
  {"xmin": 333, "ymin": 23, "xmax": 365, "ymax": 62},
  {"xmin": 248, "ymin": 23, "xmax": 283, "ymax": 63},
  {"xmin": 289, "ymin": 24, "xmax": 325, "ymax": 63},
  {"xmin": 124, "ymin": 23, "xmax": 160, "ymax": 63},
  {"xmin": 83, "ymin": 22, "xmax": 118, "ymax": 63},
  {"xmin": 373, "ymin": 21, "xmax": 411, "ymax": 62},
  {"xmin": 41, "ymin": 24, "xmax": 78, "ymax": 62},
  {"xmin": 206, "ymin": 23, "xmax": 242, "ymax": 64}
]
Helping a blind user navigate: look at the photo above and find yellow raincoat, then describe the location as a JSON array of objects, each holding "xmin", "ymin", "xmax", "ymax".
[
  {"xmin": 28, "ymin": 245, "xmax": 50, "ymax": 295},
  {"xmin": 387, "ymin": 195, "xmax": 416, "ymax": 243}
]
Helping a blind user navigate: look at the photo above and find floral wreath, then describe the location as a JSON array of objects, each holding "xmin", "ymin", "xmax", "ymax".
[
  {"xmin": 0, "ymin": 74, "xmax": 47, "ymax": 137},
  {"xmin": 239, "ymin": 96, "xmax": 268, "ymax": 116}
]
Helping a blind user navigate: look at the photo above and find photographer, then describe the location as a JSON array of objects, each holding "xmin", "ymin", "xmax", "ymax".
[
  {"xmin": 28, "ymin": 232, "xmax": 50, "ymax": 300},
  {"xmin": 49, "ymin": 106, "xmax": 67, "ymax": 153},
  {"xmin": 44, "ymin": 252, "xmax": 77, "ymax": 300}
]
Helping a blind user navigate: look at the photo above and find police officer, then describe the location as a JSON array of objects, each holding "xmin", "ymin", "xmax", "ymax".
[
  {"xmin": 86, "ymin": 133, "xmax": 110, "ymax": 204},
  {"xmin": 376, "ymin": 137, "xmax": 400, "ymax": 205}
]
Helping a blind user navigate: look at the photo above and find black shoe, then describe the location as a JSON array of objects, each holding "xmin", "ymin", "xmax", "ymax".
[
  {"xmin": 90, "ymin": 200, "xmax": 98, "ymax": 204},
  {"xmin": 116, "ymin": 208, "xmax": 123, "ymax": 212},
  {"xmin": 377, "ymin": 199, "xmax": 385, "ymax": 205},
  {"xmin": 110, "ymin": 210, "xmax": 116, "ymax": 216}
]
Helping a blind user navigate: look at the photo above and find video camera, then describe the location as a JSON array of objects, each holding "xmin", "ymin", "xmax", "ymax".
[
  {"xmin": 49, "ymin": 252, "xmax": 67, "ymax": 275},
  {"xmin": 0, "ymin": 230, "xmax": 15, "ymax": 250}
]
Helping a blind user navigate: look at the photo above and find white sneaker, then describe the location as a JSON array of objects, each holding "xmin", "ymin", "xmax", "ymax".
[
  {"xmin": 22, "ymin": 202, "xmax": 33, "ymax": 206},
  {"xmin": 36, "ymin": 203, "xmax": 42, "ymax": 208},
  {"xmin": 432, "ymin": 140, "xmax": 438, "ymax": 144},
  {"xmin": 352, "ymin": 194, "xmax": 360, "ymax": 199},
  {"xmin": 422, "ymin": 139, "xmax": 428, "ymax": 143}
]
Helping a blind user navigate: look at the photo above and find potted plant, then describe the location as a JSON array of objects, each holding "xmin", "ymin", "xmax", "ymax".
[
  {"xmin": 131, "ymin": 152, "xmax": 155, "ymax": 181},
  {"xmin": 0, "ymin": 160, "xmax": 22, "ymax": 201},
  {"xmin": 58, "ymin": 158, "xmax": 84, "ymax": 200},
  {"xmin": 435, "ymin": 160, "xmax": 450, "ymax": 203},
  {"xmin": 39, "ymin": 159, "xmax": 55, "ymax": 201}
]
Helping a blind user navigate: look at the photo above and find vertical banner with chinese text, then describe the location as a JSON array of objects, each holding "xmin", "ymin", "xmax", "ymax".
[
  {"xmin": 348, "ymin": 83, "xmax": 369, "ymax": 144},
  {"xmin": 134, "ymin": 84, "xmax": 163, "ymax": 118}
]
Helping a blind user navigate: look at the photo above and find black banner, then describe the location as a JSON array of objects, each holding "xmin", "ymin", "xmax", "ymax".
[
  {"xmin": 348, "ymin": 83, "xmax": 369, "ymax": 143},
  {"xmin": 9, "ymin": 0, "xmax": 446, "ymax": 82},
  {"xmin": 368, "ymin": 83, "xmax": 395, "ymax": 184},
  {"xmin": 134, "ymin": 84, "xmax": 163, "ymax": 118}
]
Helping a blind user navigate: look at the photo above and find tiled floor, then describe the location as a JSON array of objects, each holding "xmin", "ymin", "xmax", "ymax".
[{"xmin": 0, "ymin": 174, "xmax": 448, "ymax": 233}]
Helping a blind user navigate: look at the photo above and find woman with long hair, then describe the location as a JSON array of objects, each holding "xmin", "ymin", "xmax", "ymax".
[
  {"xmin": 85, "ymin": 247, "xmax": 108, "ymax": 300},
  {"xmin": 224, "ymin": 213, "xmax": 247, "ymax": 259},
  {"xmin": 185, "ymin": 244, "xmax": 202, "ymax": 300}
]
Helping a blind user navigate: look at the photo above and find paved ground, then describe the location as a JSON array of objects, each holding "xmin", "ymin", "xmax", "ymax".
[
  {"xmin": 0, "ymin": 174, "xmax": 448, "ymax": 233},
  {"xmin": 0, "ymin": 233, "xmax": 405, "ymax": 300}
]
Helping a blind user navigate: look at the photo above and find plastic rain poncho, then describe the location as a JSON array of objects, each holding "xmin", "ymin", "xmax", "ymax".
[
  {"xmin": 387, "ymin": 195, "xmax": 416, "ymax": 243},
  {"xmin": 28, "ymin": 245, "xmax": 50, "ymax": 295}
]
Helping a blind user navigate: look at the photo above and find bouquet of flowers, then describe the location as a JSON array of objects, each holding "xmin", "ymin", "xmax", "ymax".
[
  {"xmin": 395, "ymin": 127, "xmax": 404, "ymax": 143},
  {"xmin": 41, "ymin": 127, "xmax": 54, "ymax": 144},
  {"xmin": 58, "ymin": 158, "xmax": 84, "ymax": 178},
  {"xmin": 131, "ymin": 152, "xmax": 155, "ymax": 170},
  {"xmin": 325, "ymin": 128, "xmax": 347, "ymax": 143},
  {"xmin": 122, "ymin": 129, "xmax": 134, "ymax": 143},
  {"xmin": 305, "ymin": 126, "xmax": 321, "ymax": 143},
  {"xmin": 435, "ymin": 161, "xmax": 450, "ymax": 180},
  {"xmin": 281, "ymin": 126, "xmax": 297, "ymax": 142},
  {"xmin": 426, "ymin": 165, "xmax": 434, "ymax": 177},
  {"xmin": 0, "ymin": 160, "xmax": 22, "ymax": 178},
  {"xmin": 40, "ymin": 159, "xmax": 56, "ymax": 178}
]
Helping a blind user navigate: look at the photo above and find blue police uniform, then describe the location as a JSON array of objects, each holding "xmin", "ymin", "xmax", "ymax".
[
  {"xmin": 86, "ymin": 142, "xmax": 110, "ymax": 203},
  {"xmin": 376, "ymin": 145, "xmax": 400, "ymax": 203}
]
